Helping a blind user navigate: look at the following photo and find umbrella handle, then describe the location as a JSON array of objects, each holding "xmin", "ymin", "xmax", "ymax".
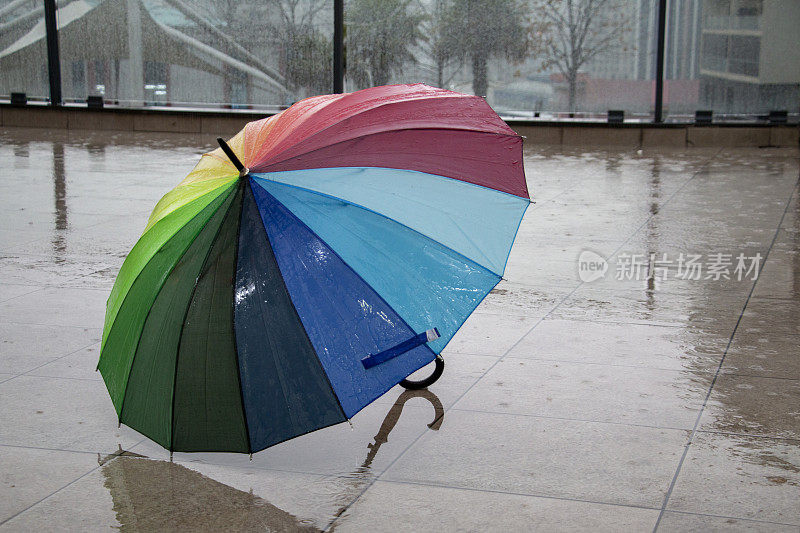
[{"xmin": 400, "ymin": 355, "xmax": 444, "ymax": 390}]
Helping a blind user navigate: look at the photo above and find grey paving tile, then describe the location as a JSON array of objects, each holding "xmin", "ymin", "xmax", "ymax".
[
  {"xmin": 0, "ymin": 284, "xmax": 40, "ymax": 304},
  {"xmin": 0, "ymin": 254, "xmax": 114, "ymax": 288},
  {"xmin": 455, "ymin": 359, "xmax": 706, "ymax": 429},
  {"xmin": 382, "ymin": 410, "xmax": 689, "ymax": 508},
  {"xmin": 0, "ymin": 210, "xmax": 114, "ymax": 235},
  {"xmin": 506, "ymin": 234, "xmax": 624, "ymax": 265},
  {"xmin": 501, "ymin": 257, "xmax": 579, "ymax": 289},
  {"xmin": 519, "ymin": 202, "xmax": 647, "ymax": 243},
  {"xmin": 476, "ymin": 281, "xmax": 574, "ymax": 317},
  {"xmin": 721, "ymin": 331, "xmax": 800, "ymax": 379},
  {"xmin": 739, "ymin": 298, "xmax": 800, "ymax": 336},
  {"xmin": 751, "ymin": 250, "xmax": 800, "ymax": 300},
  {"xmin": 0, "ymin": 376, "xmax": 141, "ymax": 453},
  {"xmin": 26, "ymin": 343, "xmax": 102, "ymax": 381},
  {"xmin": 657, "ymin": 511, "xmax": 800, "ymax": 533},
  {"xmin": 336, "ymin": 481, "xmax": 660, "ymax": 532},
  {"xmin": 442, "ymin": 312, "xmax": 542, "ymax": 356},
  {"xmin": 0, "ymin": 287, "xmax": 108, "ymax": 328},
  {"xmin": 667, "ymin": 432, "xmax": 800, "ymax": 525},
  {"xmin": 0, "ymin": 323, "xmax": 100, "ymax": 375},
  {"xmin": 0, "ymin": 229, "xmax": 53, "ymax": 253},
  {"xmin": 698, "ymin": 374, "xmax": 800, "ymax": 440},
  {"xmin": 506, "ymin": 318, "xmax": 725, "ymax": 372},
  {"xmin": 0, "ymin": 446, "xmax": 99, "ymax": 524},
  {"xmin": 7, "ymin": 218, "xmax": 147, "ymax": 259},
  {"xmin": 550, "ymin": 286, "xmax": 746, "ymax": 332}
]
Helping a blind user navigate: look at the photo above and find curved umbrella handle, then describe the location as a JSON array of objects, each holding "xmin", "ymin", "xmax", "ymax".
[{"xmin": 400, "ymin": 355, "xmax": 444, "ymax": 390}]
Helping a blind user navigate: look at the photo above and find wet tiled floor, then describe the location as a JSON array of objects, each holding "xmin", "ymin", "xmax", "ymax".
[{"xmin": 1, "ymin": 126, "xmax": 798, "ymax": 531}]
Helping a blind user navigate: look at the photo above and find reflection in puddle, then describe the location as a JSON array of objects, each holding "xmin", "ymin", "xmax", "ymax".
[
  {"xmin": 52, "ymin": 142, "xmax": 67, "ymax": 263},
  {"xmin": 102, "ymin": 456, "xmax": 317, "ymax": 532},
  {"xmin": 363, "ymin": 389, "xmax": 445, "ymax": 470},
  {"xmin": 325, "ymin": 390, "xmax": 445, "ymax": 527},
  {"xmin": 102, "ymin": 390, "xmax": 444, "ymax": 531}
]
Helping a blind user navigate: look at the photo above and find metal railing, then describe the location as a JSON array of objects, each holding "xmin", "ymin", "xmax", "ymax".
[{"xmin": 2, "ymin": 0, "xmax": 795, "ymax": 124}]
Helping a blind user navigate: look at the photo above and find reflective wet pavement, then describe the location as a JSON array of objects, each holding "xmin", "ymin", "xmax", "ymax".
[{"xmin": 1, "ymin": 127, "xmax": 798, "ymax": 531}]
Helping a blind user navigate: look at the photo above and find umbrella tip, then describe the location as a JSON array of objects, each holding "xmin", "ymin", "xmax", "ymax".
[{"xmin": 216, "ymin": 137, "xmax": 248, "ymax": 177}]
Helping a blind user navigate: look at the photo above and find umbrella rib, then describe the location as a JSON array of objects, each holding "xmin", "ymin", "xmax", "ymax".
[
  {"xmin": 252, "ymin": 128, "xmax": 522, "ymax": 178},
  {"xmin": 249, "ymin": 93, "xmax": 508, "ymax": 166},
  {"xmin": 252, "ymin": 177, "xmax": 501, "ymax": 279},
  {"xmin": 112, "ymin": 184, "xmax": 237, "ymax": 426},
  {"xmin": 103, "ymin": 180, "xmax": 237, "ymax": 350},
  {"xmin": 230, "ymin": 186, "xmax": 252, "ymax": 456},
  {"xmin": 336, "ymin": 179, "xmax": 501, "ymax": 271},
  {"xmin": 253, "ymin": 186, "xmax": 439, "ymax": 412},
  {"xmin": 250, "ymin": 184, "xmax": 335, "ymax": 431},
  {"xmin": 169, "ymin": 186, "xmax": 241, "ymax": 452}
]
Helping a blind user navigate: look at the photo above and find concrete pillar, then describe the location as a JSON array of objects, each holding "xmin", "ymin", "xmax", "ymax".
[{"xmin": 125, "ymin": 0, "xmax": 144, "ymax": 106}]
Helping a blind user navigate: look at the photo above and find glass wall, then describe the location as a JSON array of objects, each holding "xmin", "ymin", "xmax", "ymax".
[
  {"xmin": 0, "ymin": 0, "xmax": 49, "ymax": 100},
  {"xmin": 344, "ymin": 0, "xmax": 658, "ymax": 120},
  {"xmin": 4, "ymin": 0, "xmax": 333, "ymax": 108},
  {"xmin": 1, "ymin": 0, "xmax": 798, "ymax": 120},
  {"xmin": 666, "ymin": 0, "xmax": 800, "ymax": 119}
]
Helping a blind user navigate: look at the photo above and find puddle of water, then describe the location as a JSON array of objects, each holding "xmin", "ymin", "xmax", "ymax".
[{"xmin": 100, "ymin": 389, "xmax": 444, "ymax": 531}]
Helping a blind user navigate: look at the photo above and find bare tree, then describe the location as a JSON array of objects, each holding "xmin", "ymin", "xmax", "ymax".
[
  {"xmin": 346, "ymin": 0, "xmax": 423, "ymax": 88},
  {"xmin": 533, "ymin": 0, "xmax": 629, "ymax": 112},
  {"xmin": 421, "ymin": 0, "xmax": 463, "ymax": 88},
  {"xmin": 437, "ymin": 0, "xmax": 529, "ymax": 98},
  {"xmin": 265, "ymin": 0, "xmax": 331, "ymax": 97}
]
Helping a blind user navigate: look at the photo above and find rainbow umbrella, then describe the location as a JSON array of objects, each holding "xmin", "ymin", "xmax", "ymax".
[{"xmin": 98, "ymin": 84, "xmax": 529, "ymax": 454}]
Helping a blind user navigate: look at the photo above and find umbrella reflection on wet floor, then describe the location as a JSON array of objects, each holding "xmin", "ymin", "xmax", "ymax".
[{"xmin": 99, "ymin": 389, "xmax": 444, "ymax": 531}]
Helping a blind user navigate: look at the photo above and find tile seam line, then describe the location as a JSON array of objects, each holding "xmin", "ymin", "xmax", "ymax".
[
  {"xmin": 0, "ymin": 286, "xmax": 44, "ymax": 304},
  {"xmin": 485, "ymin": 314, "xmax": 699, "ymax": 328},
  {"xmin": 0, "ymin": 339, "xmax": 100, "ymax": 385},
  {"xmin": 662, "ymin": 508, "xmax": 800, "ymax": 528},
  {"xmin": 0, "ymin": 443, "xmax": 113, "ymax": 456},
  {"xmin": 695, "ymin": 428, "xmax": 800, "ymax": 443},
  {"xmin": 652, "ymin": 175, "xmax": 800, "ymax": 532},
  {"xmin": 14, "ymin": 374, "xmax": 102, "ymax": 382},
  {"xmin": 0, "ymin": 437, "xmax": 147, "ymax": 527},
  {"xmin": 501, "ymin": 354, "xmax": 721, "ymax": 371},
  {"xmin": 322, "ymin": 148, "xmax": 724, "ymax": 532},
  {"xmin": 446, "ymin": 408, "xmax": 800, "ymax": 442},
  {"xmin": 500, "ymin": 355, "xmax": 800, "ymax": 380},
  {"xmin": 372, "ymin": 478, "xmax": 662, "ymax": 512},
  {"xmin": 366, "ymin": 478, "xmax": 800, "ymax": 527},
  {"xmin": 446, "ymin": 407, "xmax": 695, "ymax": 432},
  {"xmin": 0, "ymin": 321, "xmax": 101, "ymax": 329}
]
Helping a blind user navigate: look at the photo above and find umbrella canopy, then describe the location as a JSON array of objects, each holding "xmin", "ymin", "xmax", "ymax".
[{"xmin": 98, "ymin": 83, "xmax": 530, "ymax": 454}]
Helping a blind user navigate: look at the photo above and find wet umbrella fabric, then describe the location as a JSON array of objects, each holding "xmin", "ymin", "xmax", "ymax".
[{"xmin": 97, "ymin": 84, "xmax": 530, "ymax": 453}]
